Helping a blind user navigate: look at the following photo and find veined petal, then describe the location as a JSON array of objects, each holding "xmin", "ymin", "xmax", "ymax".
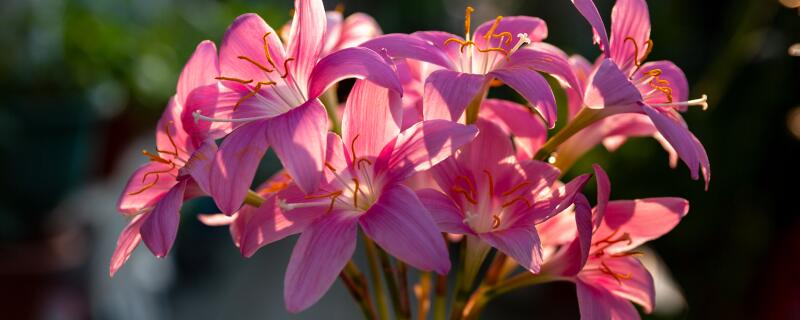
[
  {"xmin": 181, "ymin": 139, "xmax": 218, "ymax": 196},
  {"xmin": 266, "ymin": 100, "xmax": 328, "ymax": 193},
  {"xmin": 360, "ymin": 184, "xmax": 451, "ymax": 274},
  {"xmin": 576, "ymin": 280, "xmax": 639, "ymax": 320},
  {"xmin": 480, "ymin": 227, "xmax": 544, "ymax": 274},
  {"xmin": 459, "ymin": 120, "xmax": 515, "ymax": 174},
  {"xmin": 321, "ymin": 11, "xmax": 344, "ymax": 55},
  {"xmin": 176, "ymin": 40, "xmax": 219, "ymax": 105},
  {"xmin": 480, "ymin": 99, "xmax": 547, "ymax": 159},
  {"xmin": 506, "ymin": 44, "xmax": 584, "ymax": 105},
  {"xmin": 220, "ymin": 14, "xmax": 286, "ymax": 87},
  {"xmin": 109, "ymin": 213, "xmax": 147, "ymax": 277},
  {"xmin": 642, "ymin": 106, "xmax": 710, "ymax": 186},
  {"xmin": 117, "ymin": 162, "xmax": 179, "ymax": 215},
  {"xmin": 489, "ymin": 66, "xmax": 557, "ymax": 128},
  {"xmin": 140, "ymin": 180, "xmax": 188, "ymax": 258},
  {"xmin": 324, "ymin": 133, "xmax": 347, "ymax": 184},
  {"xmin": 181, "ymin": 85, "xmax": 228, "ymax": 147},
  {"xmin": 336, "ymin": 12, "xmax": 382, "ymax": 51},
  {"xmin": 637, "ymin": 61, "xmax": 689, "ymax": 107},
  {"xmin": 284, "ymin": 210, "xmax": 358, "ymax": 313},
  {"xmin": 308, "ymin": 47, "xmax": 403, "ymax": 99},
  {"xmin": 592, "ymin": 164, "xmax": 611, "ymax": 228},
  {"xmin": 376, "ymin": 120, "xmax": 478, "ymax": 181},
  {"xmin": 286, "ymin": 0, "xmax": 326, "ymax": 92},
  {"xmin": 422, "ymin": 69, "xmax": 486, "ymax": 121},
  {"xmin": 209, "ymin": 121, "xmax": 269, "ymax": 215},
  {"xmin": 156, "ymin": 98, "xmax": 192, "ymax": 158},
  {"xmin": 416, "ymin": 188, "xmax": 472, "ymax": 235},
  {"xmin": 522, "ymin": 173, "xmax": 592, "ymax": 225},
  {"xmin": 610, "ymin": 0, "xmax": 651, "ymax": 74},
  {"xmin": 360, "ymin": 33, "xmax": 456, "ymax": 69},
  {"xmin": 571, "ymin": 0, "xmax": 610, "ymax": 53},
  {"xmin": 474, "ymin": 16, "xmax": 548, "ymax": 52},
  {"xmin": 585, "ymin": 59, "xmax": 642, "ymax": 110},
  {"xmin": 596, "ymin": 197, "xmax": 689, "ymax": 253},
  {"xmin": 342, "ymin": 79, "xmax": 403, "ymax": 159},
  {"xmin": 581, "ymin": 256, "xmax": 655, "ymax": 313}
]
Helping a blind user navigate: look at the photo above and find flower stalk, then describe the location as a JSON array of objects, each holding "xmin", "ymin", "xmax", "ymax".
[{"xmin": 341, "ymin": 261, "xmax": 378, "ymax": 320}]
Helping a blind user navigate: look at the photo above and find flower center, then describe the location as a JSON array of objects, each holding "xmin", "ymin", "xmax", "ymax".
[
  {"xmin": 452, "ymin": 170, "xmax": 535, "ymax": 233},
  {"xmin": 128, "ymin": 121, "xmax": 184, "ymax": 196}
]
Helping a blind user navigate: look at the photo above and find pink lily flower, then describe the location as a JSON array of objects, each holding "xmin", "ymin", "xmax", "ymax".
[
  {"xmin": 570, "ymin": 0, "xmax": 710, "ymax": 187},
  {"xmin": 540, "ymin": 166, "xmax": 689, "ymax": 319},
  {"xmin": 360, "ymin": 7, "xmax": 583, "ymax": 128},
  {"xmin": 280, "ymin": 8, "xmax": 382, "ymax": 58},
  {"xmin": 194, "ymin": 0, "xmax": 403, "ymax": 214},
  {"xmin": 416, "ymin": 119, "xmax": 592, "ymax": 274},
  {"xmin": 111, "ymin": 41, "xmax": 221, "ymax": 276},
  {"xmin": 272, "ymin": 80, "xmax": 477, "ymax": 312}
]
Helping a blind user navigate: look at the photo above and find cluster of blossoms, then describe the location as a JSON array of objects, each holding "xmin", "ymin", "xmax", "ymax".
[{"xmin": 112, "ymin": 0, "xmax": 709, "ymax": 318}]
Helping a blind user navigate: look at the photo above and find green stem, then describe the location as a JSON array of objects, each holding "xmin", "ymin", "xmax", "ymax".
[
  {"xmin": 364, "ymin": 236, "xmax": 391, "ymax": 320},
  {"xmin": 433, "ymin": 274, "xmax": 447, "ymax": 320},
  {"xmin": 321, "ymin": 86, "xmax": 341, "ymax": 134},
  {"xmin": 463, "ymin": 273, "xmax": 558, "ymax": 319},
  {"xmin": 378, "ymin": 248, "xmax": 409, "ymax": 320},
  {"xmin": 396, "ymin": 261, "xmax": 412, "ymax": 319},
  {"xmin": 342, "ymin": 261, "xmax": 378, "ymax": 320},
  {"xmin": 464, "ymin": 86, "xmax": 489, "ymax": 125},
  {"xmin": 449, "ymin": 237, "xmax": 490, "ymax": 320},
  {"xmin": 533, "ymin": 108, "xmax": 603, "ymax": 161},
  {"xmin": 243, "ymin": 189, "xmax": 265, "ymax": 207}
]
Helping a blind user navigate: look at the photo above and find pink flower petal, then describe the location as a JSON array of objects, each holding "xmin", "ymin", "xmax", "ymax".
[
  {"xmin": 571, "ymin": 0, "xmax": 610, "ymax": 53},
  {"xmin": 286, "ymin": 0, "xmax": 327, "ymax": 92},
  {"xmin": 576, "ymin": 280, "xmax": 639, "ymax": 320},
  {"xmin": 266, "ymin": 100, "xmax": 328, "ymax": 194},
  {"xmin": 642, "ymin": 105, "xmax": 710, "ymax": 186},
  {"xmin": 610, "ymin": 0, "xmax": 651, "ymax": 74},
  {"xmin": 209, "ymin": 121, "xmax": 269, "ymax": 214},
  {"xmin": 308, "ymin": 46, "xmax": 403, "ymax": 99},
  {"xmin": 335, "ymin": 12, "xmax": 382, "ymax": 52},
  {"xmin": 480, "ymin": 227, "xmax": 544, "ymax": 273},
  {"xmin": 596, "ymin": 197, "xmax": 689, "ymax": 253},
  {"xmin": 584, "ymin": 59, "xmax": 642, "ymax": 110},
  {"xmin": 109, "ymin": 214, "xmax": 147, "ymax": 277},
  {"xmin": 422, "ymin": 69, "xmax": 486, "ymax": 121},
  {"xmin": 416, "ymin": 188, "xmax": 472, "ymax": 235},
  {"xmin": 321, "ymin": 11, "xmax": 344, "ymax": 56},
  {"xmin": 376, "ymin": 120, "xmax": 478, "ymax": 181},
  {"xmin": 197, "ymin": 213, "xmax": 235, "ymax": 227},
  {"xmin": 180, "ymin": 85, "xmax": 229, "ymax": 147},
  {"xmin": 480, "ymin": 99, "xmax": 547, "ymax": 159},
  {"xmin": 581, "ymin": 256, "xmax": 655, "ymax": 313},
  {"xmin": 117, "ymin": 162, "xmax": 179, "ymax": 215},
  {"xmin": 176, "ymin": 40, "xmax": 219, "ymax": 105},
  {"xmin": 474, "ymin": 16, "xmax": 548, "ymax": 52},
  {"xmin": 505, "ymin": 44, "xmax": 584, "ymax": 106},
  {"xmin": 458, "ymin": 120, "xmax": 515, "ymax": 175},
  {"xmin": 342, "ymin": 79, "xmax": 403, "ymax": 159},
  {"xmin": 489, "ymin": 66, "xmax": 557, "ymax": 128},
  {"xmin": 284, "ymin": 210, "xmax": 358, "ymax": 313},
  {"xmin": 219, "ymin": 14, "xmax": 286, "ymax": 88},
  {"xmin": 592, "ymin": 164, "xmax": 611, "ymax": 228},
  {"xmin": 360, "ymin": 33, "xmax": 456, "ymax": 69},
  {"xmin": 360, "ymin": 184, "xmax": 451, "ymax": 274},
  {"xmin": 156, "ymin": 98, "xmax": 192, "ymax": 158},
  {"xmin": 140, "ymin": 180, "xmax": 188, "ymax": 258},
  {"xmin": 637, "ymin": 60, "xmax": 689, "ymax": 106},
  {"xmin": 181, "ymin": 139, "xmax": 218, "ymax": 196}
]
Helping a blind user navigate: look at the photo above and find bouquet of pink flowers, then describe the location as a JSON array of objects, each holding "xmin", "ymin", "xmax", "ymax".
[{"xmin": 111, "ymin": 0, "xmax": 710, "ymax": 318}]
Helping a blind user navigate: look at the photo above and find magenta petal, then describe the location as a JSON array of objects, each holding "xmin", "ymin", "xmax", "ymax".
[
  {"xmin": 480, "ymin": 99, "xmax": 547, "ymax": 159},
  {"xmin": 266, "ymin": 100, "xmax": 328, "ymax": 194},
  {"xmin": 360, "ymin": 33, "xmax": 456, "ymax": 69},
  {"xmin": 638, "ymin": 61, "xmax": 689, "ymax": 106},
  {"xmin": 176, "ymin": 40, "xmax": 219, "ymax": 105},
  {"xmin": 573, "ymin": 193, "xmax": 594, "ymax": 272},
  {"xmin": 323, "ymin": 133, "xmax": 347, "ymax": 184},
  {"xmin": 571, "ymin": 0, "xmax": 610, "ymax": 53},
  {"xmin": 140, "ymin": 180, "xmax": 188, "ymax": 258},
  {"xmin": 598, "ymin": 197, "xmax": 689, "ymax": 253},
  {"xmin": 210, "ymin": 121, "xmax": 269, "ymax": 214},
  {"xmin": 422, "ymin": 69, "xmax": 486, "ymax": 121},
  {"xmin": 286, "ymin": 0, "xmax": 326, "ymax": 91},
  {"xmin": 585, "ymin": 59, "xmax": 642, "ymax": 110},
  {"xmin": 459, "ymin": 120, "xmax": 515, "ymax": 173},
  {"xmin": 642, "ymin": 105, "xmax": 710, "ymax": 185},
  {"xmin": 342, "ymin": 79, "xmax": 403, "ymax": 159},
  {"xmin": 360, "ymin": 185, "xmax": 451, "ymax": 274},
  {"xmin": 336, "ymin": 12, "xmax": 382, "ymax": 51},
  {"xmin": 219, "ymin": 14, "xmax": 286, "ymax": 86},
  {"xmin": 583, "ymin": 256, "xmax": 656, "ymax": 313},
  {"xmin": 181, "ymin": 85, "xmax": 228, "ymax": 147},
  {"xmin": 284, "ymin": 210, "xmax": 358, "ymax": 313},
  {"xmin": 505, "ymin": 44, "xmax": 583, "ymax": 106},
  {"xmin": 524, "ymin": 173, "xmax": 592, "ymax": 224},
  {"xmin": 308, "ymin": 46, "xmax": 403, "ymax": 99},
  {"xmin": 182, "ymin": 139, "xmax": 218, "ymax": 196},
  {"xmin": 109, "ymin": 214, "xmax": 147, "ymax": 277},
  {"xmin": 592, "ymin": 164, "xmax": 611, "ymax": 228},
  {"xmin": 156, "ymin": 98, "xmax": 191, "ymax": 158},
  {"xmin": 376, "ymin": 120, "xmax": 479, "ymax": 181},
  {"xmin": 489, "ymin": 67, "xmax": 558, "ymax": 128},
  {"xmin": 610, "ymin": 0, "xmax": 651, "ymax": 73},
  {"xmin": 481, "ymin": 227, "xmax": 544, "ymax": 274},
  {"xmin": 239, "ymin": 184, "xmax": 323, "ymax": 257},
  {"xmin": 474, "ymin": 16, "xmax": 548, "ymax": 52},
  {"xmin": 117, "ymin": 162, "xmax": 179, "ymax": 215},
  {"xmin": 576, "ymin": 280, "xmax": 639, "ymax": 320},
  {"xmin": 416, "ymin": 188, "xmax": 472, "ymax": 235}
]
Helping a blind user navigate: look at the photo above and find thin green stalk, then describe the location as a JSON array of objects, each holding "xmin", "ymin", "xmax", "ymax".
[
  {"xmin": 533, "ymin": 108, "xmax": 603, "ymax": 161},
  {"xmin": 244, "ymin": 189, "xmax": 265, "ymax": 207},
  {"xmin": 321, "ymin": 86, "xmax": 341, "ymax": 134},
  {"xmin": 449, "ymin": 238, "xmax": 490, "ymax": 320},
  {"xmin": 396, "ymin": 261, "xmax": 411, "ymax": 319},
  {"xmin": 463, "ymin": 273, "xmax": 558, "ymax": 319},
  {"xmin": 434, "ymin": 274, "xmax": 448, "ymax": 320},
  {"xmin": 364, "ymin": 236, "xmax": 391, "ymax": 320},
  {"xmin": 378, "ymin": 248, "xmax": 409, "ymax": 320},
  {"xmin": 464, "ymin": 86, "xmax": 489, "ymax": 125},
  {"xmin": 342, "ymin": 261, "xmax": 378, "ymax": 320}
]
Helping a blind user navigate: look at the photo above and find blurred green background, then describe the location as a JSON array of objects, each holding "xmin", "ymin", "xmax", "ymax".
[{"xmin": 0, "ymin": 0, "xmax": 798, "ymax": 319}]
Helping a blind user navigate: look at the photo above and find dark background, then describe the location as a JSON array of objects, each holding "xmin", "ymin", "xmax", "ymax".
[{"xmin": 0, "ymin": 0, "xmax": 798, "ymax": 319}]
